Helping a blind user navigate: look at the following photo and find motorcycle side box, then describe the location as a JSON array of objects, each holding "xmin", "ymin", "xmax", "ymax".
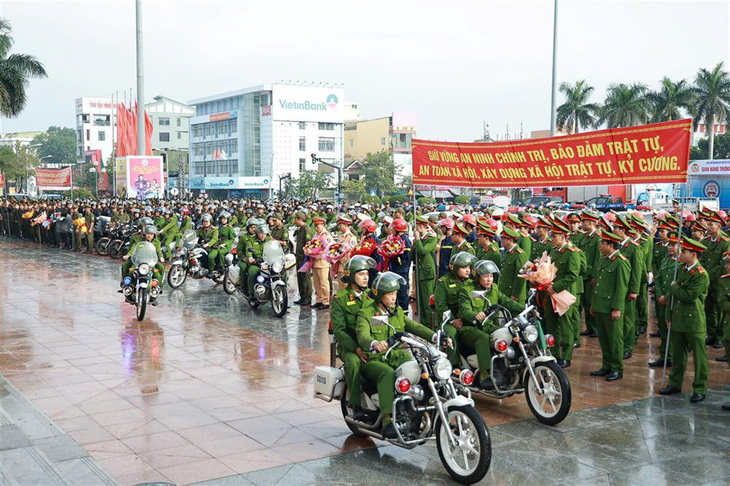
[{"xmin": 314, "ymin": 366, "xmax": 344, "ymax": 401}]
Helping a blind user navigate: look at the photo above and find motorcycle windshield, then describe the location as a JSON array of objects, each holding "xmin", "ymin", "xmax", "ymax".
[
  {"xmin": 181, "ymin": 229, "xmax": 198, "ymax": 249},
  {"xmin": 131, "ymin": 242, "xmax": 159, "ymax": 266},
  {"xmin": 263, "ymin": 240, "xmax": 285, "ymax": 265}
]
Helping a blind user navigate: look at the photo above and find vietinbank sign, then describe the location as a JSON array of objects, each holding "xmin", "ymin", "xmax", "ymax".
[{"xmin": 272, "ymin": 85, "xmax": 344, "ymax": 122}]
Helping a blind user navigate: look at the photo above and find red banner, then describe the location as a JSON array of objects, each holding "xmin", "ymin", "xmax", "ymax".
[
  {"xmin": 412, "ymin": 119, "xmax": 692, "ymax": 188},
  {"xmin": 35, "ymin": 167, "xmax": 71, "ymax": 188},
  {"xmin": 0, "ymin": 173, "xmax": 4, "ymax": 188}
]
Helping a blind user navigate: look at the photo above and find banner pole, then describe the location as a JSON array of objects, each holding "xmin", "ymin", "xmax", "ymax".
[
  {"xmin": 413, "ymin": 181, "xmax": 421, "ymax": 322},
  {"xmin": 661, "ymin": 182, "xmax": 686, "ymax": 387}
]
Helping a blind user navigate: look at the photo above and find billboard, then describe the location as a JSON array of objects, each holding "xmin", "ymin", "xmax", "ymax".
[
  {"xmin": 188, "ymin": 176, "xmax": 271, "ymax": 190},
  {"xmin": 35, "ymin": 167, "xmax": 71, "ymax": 188},
  {"xmin": 114, "ymin": 156, "xmax": 164, "ymax": 199},
  {"xmin": 271, "ymin": 85, "xmax": 345, "ymax": 123},
  {"xmin": 115, "ymin": 157, "xmax": 127, "ymax": 196}
]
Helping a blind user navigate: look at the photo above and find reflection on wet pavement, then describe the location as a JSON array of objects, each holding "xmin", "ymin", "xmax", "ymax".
[{"xmin": 2, "ymin": 237, "xmax": 730, "ymax": 485}]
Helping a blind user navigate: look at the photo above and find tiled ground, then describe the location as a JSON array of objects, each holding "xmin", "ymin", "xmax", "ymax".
[{"xmin": 2, "ymin": 236, "xmax": 730, "ymax": 485}]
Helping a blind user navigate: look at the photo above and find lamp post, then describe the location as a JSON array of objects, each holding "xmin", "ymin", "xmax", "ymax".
[
  {"xmin": 311, "ymin": 153, "xmax": 342, "ymax": 206},
  {"xmin": 549, "ymin": 0, "xmax": 559, "ymax": 137},
  {"xmin": 89, "ymin": 167, "xmax": 99, "ymax": 198},
  {"xmin": 279, "ymin": 172, "xmax": 292, "ymax": 199}
]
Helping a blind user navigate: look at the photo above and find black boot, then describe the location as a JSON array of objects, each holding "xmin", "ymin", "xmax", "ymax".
[
  {"xmin": 382, "ymin": 422, "xmax": 398, "ymax": 439},
  {"xmin": 352, "ymin": 406, "xmax": 366, "ymax": 422}
]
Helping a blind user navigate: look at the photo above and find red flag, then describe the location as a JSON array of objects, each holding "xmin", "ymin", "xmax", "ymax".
[
  {"xmin": 129, "ymin": 103, "xmax": 138, "ymax": 155},
  {"xmin": 144, "ymin": 109, "xmax": 154, "ymax": 155},
  {"xmin": 116, "ymin": 103, "xmax": 127, "ymax": 157}
]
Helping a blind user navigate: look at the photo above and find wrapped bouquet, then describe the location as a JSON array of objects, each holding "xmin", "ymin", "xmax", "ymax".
[
  {"xmin": 324, "ymin": 241, "xmax": 351, "ymax": 265},
  {"xmin": 299, "ymin": 235, "xmax": 329, "ymax": 273},
  {"xmin": 73, "ymin": 217, "xmax": 89, "ymax": 234},
  {"xmin": 519, "ymin": 252, "xmax": 576, "ymax": 316},
  {"xmin": 351, "ymin": 238, "xmax": 377, "ymax": 257},
  {"xmin": 378, "ymin": 235, "xmax": 406, "ymax": 271}
]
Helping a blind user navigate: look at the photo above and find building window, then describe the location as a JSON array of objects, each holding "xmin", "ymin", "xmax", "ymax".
[
  {"xmin": 298, "ymin": 122, "xmax": 306, "ymax": 130},
  {"xmin": 159, "ymin": 132, "xmax": 170, "ymax": 142},
  {"xmin": 299, "ymin": 158, "xmax": 305, "ymax": 172},
  {"xmin": 81, "ymin": 114, "xmax": 90, "ymax": 123},
  {"xmin": 98, "ymin": 131, "xmax": 105, "ymax": 141},
  {"xmin": 318, "ymin": 122, "xmax": 335, "ymax": 131},
  {"xmin": 177, "ymin": 132, "xmax": 182, "ymax": 139},
  {"xmin": 177, "ymin": 118, "xmax": 181, "ymax": 127},
  {"xmin": 93, "ymin": 115, "xmax": 110, "ymax": 126},
  {"xmin": 204, "ymin": 125, "xmax": 214, "ymax": 137},
  {"xmin": 159, "ymin": 117, "xmax": 170, "ymax": 126},
  {"xmin": 86, "ymin": 129, "xmax": 90, "ymax": 141},
  {"xmin": 380, "ymin": 137, "xmax": 386, "ymax": 146},
  {"xmin": 299, "ymin": 136, "xmax": 306, "ymax": 151},
  {"xmin": 230, "ymin": 139, "xmax": 238, "ymax": 153},
  {"xmin": 318, "ymin": 137, "xmax": 335, "ymax": 152}
]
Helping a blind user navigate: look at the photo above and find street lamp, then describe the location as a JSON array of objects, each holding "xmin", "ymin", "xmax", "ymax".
[
  {"xmin": 311, "ymin": 153, "xmax": 342, "ymax": 206},
  {"xmin": 89, "ymin": 167, "xmax": 99, "ymax": 198},
  {"xmin": 279, "ymin": 172, "xmax": 292, "ymax": 199}
]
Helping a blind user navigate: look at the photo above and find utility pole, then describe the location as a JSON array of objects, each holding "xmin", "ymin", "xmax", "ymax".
[
  {"xmin": 135, "ymin": 0, "xmax": 146, "ymax": 156},
  {"xmin": 311, "ymin": 154, "xmax": 342, "ymax": 206},
  {"xmin": 549, "ymin": 0, "xmax": 558, "ymax": 137},
  {"xmin": 279, "ymin": 172, "xmax": 292, "ymax": 199}
]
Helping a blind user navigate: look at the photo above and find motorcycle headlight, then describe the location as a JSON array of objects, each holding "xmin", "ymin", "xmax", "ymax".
[
  {"xmin": 524, "ymin": 325, "xmax": 539, "ymax": 343},
  {"xmin": 272, "ymin": 261, "xmax": 283, "ymax": 274},
  {"xmin": 434, "ymin": 358, "xmax": 452, "ymax": 381},
  {"xmin": 256, "ymin": 275, "xmax": 266, "ymax": 284},
  {"xmin": 261, "ymin": 262, "xmax": 270, "ymax": 271},
  {"xmin": 138, "ymin": 263, "xmax": 150, "ymax": 275}
]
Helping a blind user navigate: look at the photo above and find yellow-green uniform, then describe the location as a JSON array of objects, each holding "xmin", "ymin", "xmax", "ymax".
[
  {"xmin": 196, "ymin": 226, "xmax": 219, "ymax": 271},
  {"xmin": 542, "ymin": 243, "xmax": 581, "ymax": 361},
  {"xmin": 245, "ymin": 235, "xmax": 273, "ymax": 293},
  {"xmin": 454, "ymin": 239, "xmax": 476, "ymax": 256},
  {"xmin": 236, "ymin": 230, "xmax": 255, "ymax": 288},
  {"xmin": 699, "ymin": 235, "xmax": 729, "ymax": 342},
  {"xmin": 591, "ymin": 249, "xmax": 630, "ymax": 373},
  {"xmin": 121, "ymin": 238, "xmax": 165, "ymax": 283},
  {"xmin": 620, "ymin": 238, "xmax": 643, "ymax": 355},
  {"xmin": 412, "ymin": 233, "xmax": 438, "ymax": 328},
  {"xmin": 75, "ymin": 211, "xmax": 95, "ymax": 251},
  {"xmin": 457, "ymin": 280, "xmax": 523, "ymax": 376},
  {"xmin": 213, "ymin": 224, "xmax": 235, "ymax": 270},
  {"xmin": 294, "ymin": 224, "xmax": 314, "ymax": 303},
  {"xmin": 667, "ymin": 262, "xmax": 710, "ymax": 394},
  {"xmin": 717, "ymin": 273, "xmax": 730, "ymax": 361},
  {"xmin": 654, "ymin": 255, "xmax": 679, "ymax": 362},
  {"xmin": 154, "ymin": 216, "xmax": 166, "ymax": 231},
  {"xmin": 501, "ymin": 245, "xmax": 528, "ymax": 303},
  {"xmin": 578, "ymin": 230, "xmax": 600, "ymax": 334},
  {"xmin": 434, "ymin": 273, "xmax": 468, "ymax": 365},
  {"xmin": 636, "ymin": 235, "xmax": 653, "ymax": 334},
  {"xmin": 160, "ymin": 215, "xmax": 179, "ymax": 259},
  {"xmin": 271, "ymin": 224, "xmax": 290, "ymax": 252},
  {"xmin": 331, "ymin": 287, "xmax": 372, "ymax": 408}
]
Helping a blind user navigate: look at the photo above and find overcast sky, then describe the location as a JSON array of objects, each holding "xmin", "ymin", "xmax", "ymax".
[{"xmin": 1, "ymin": 0, "xmax": 728, "ymax": 141}]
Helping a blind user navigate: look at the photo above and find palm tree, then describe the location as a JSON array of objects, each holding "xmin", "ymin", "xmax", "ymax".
[
  {"xmin": 598, "ymin": 83, "xmax": 651, "ymax": 128},
  {"xmin": 693, "ymin": 62, "xmax": 730, "ymax": 159},
  {"xmin": 648, "ymin": 77, "xmax": 696, "ymax": 122},
  {"xmin": 556, "ymin": 80, "xmax": 599, "ymax": 134},
  {"xmin": 0, "ymin": 18, "xmax": 47, "ymax": 118}
]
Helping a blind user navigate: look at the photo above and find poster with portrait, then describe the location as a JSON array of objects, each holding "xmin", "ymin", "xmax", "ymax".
[{"xmin": 124, "ymin": 156, "xmax": 164, "ymax": 200}]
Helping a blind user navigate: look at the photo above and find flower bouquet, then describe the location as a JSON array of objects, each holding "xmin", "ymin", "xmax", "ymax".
[
  {"xmin": 378, "ymin": 235, "xmax": 406, "ymax": 271},
  {"xmin": 351, "ymin": 238, "xmax": 377, "ymax": 257},
  {"xmin": 519, "ymin": 252, "xmax": 575, "ymax": 315},
  {"xmin": 73, "ymin": 217, "xmax": 89, "ymax": 234},
  {"xmin": 299, "ymin": 235, "xmax": 328, "ymax": 273},
  {"xmin": 325, "ymin": 241, "xmax": 352, "ymax": 279},
  {"xmin": 22, "ymin": 210, "xmax": 34, "ymax": 219}
]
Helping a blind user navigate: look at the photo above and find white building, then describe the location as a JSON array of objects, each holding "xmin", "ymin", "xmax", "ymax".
[
  {"xmin": 75, "ymin": 97, "xmax": 116, "ymax": 167},
  {"xmin": 145, "ymin": 95, "xmax": 196, "ymax": 151},
  {"xmin": 0, "ymin": 131, "xmax": 44, "ymax": 149},
  {"xmin": 188, "ymin": 83, "xmax": 346, "ymax": 198}
]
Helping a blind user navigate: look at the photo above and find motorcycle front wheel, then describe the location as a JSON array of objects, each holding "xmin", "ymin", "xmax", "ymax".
[
  {"xmin": 108, "ymin": 240, "xmax": 123, "ymax": 259},
  {"xmin": 96, "ymin": 237, "xmax": 110, "ymax": 256},
  {"xmin": 436, "ymin": 405, "xmax": 491, "ymax": 485},
  {"xmin": 223, "ymin": 268, "xmax": 237, "ymax": 295},
  {"xmin": 167, "ymin": 264, "xmax": 187, "ymax": 289},
  {"xmin": 271, "ymin": 285, "xmax": 288, "ymax": 317},
  {"xmin": 524, "ymin": 360, "xmax": 571, "ymax": 425},
  {"xmin": 136, "ymin": 288, "xmax": 147, "ymax": 321}
]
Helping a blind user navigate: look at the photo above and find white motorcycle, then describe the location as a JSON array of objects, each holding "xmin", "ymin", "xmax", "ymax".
[
  {"xmin": 120, "ymin": 241, "xmax": 162, "ymax": 321},
  {"xmin": 167, "ymin": 230, "xmax": 225, "ymax": 288},
  {"xmin": 315, "ymin": 316, "xmax": 492, "ymax": 484}
]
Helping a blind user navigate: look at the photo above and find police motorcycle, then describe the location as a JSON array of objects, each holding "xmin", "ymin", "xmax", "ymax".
[
  {"xmin": 121, "ymin": 241, "xmax": 162, "ymax": 321},
  {"xmin": 166, "ymin": 229, "xmax": 225, "ymax": 288},
  {"xmin": 315, "ymin": 273, "xmax": 491, "ymax": 485},
  {"xmin": 92, "ymin": 215, "xmax": 112, "ymax": 255},
  {"xmin": 108, "ymin": 222, "xmax": 140, "ymax": 259},
  {"xmin": 446, "ymin": 284, "xmax": 571, "ymax": 425},
  {"xmin": 236, "ymin": 231, "xmax": 296, "ymax": 317}
]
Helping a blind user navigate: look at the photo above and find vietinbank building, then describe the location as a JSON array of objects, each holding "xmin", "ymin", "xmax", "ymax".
[{"xmin": 188, "ymin": 84, "xmax": 345, "ymax": 198}]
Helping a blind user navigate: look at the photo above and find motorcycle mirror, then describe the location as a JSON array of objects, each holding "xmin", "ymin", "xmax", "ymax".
[
  {"xmin": 442, "ymin": 310, "xmax": 452, "ymax": 322},
  {"xmin": 371, "ymin": 315, "xmax": 389, "ymax": 327},
  {"xmin": 470, "ymin": 290, "xmax": 487, "ymax": 300}
]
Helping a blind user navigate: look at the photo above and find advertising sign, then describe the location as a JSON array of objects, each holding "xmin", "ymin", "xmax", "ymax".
[
  {"xmin": 115, "ymin": 157, "xmax": 127, "ymax": 196},
  {"xmin": 125, "ymin": 156, "xmax": 164, "ymax": 199},
  {"xmin": 271, "ymin": 85, "xmax": 344, "ymax": 123},
  {"xmin": 0, "ymin": 173, "xmax": 5, "ymax": 188},
  {"xmin": 189, "ymin": 176, "xmax": 271, "ymax": 190},
  {"xmin": 35, "ymin": 167, "xmax": 71, "ymax": 188},
  {"xmin": 412, "ymin": 119, "xmax": 692, "ymax": 188},
  {"xmin": 688, "ymin": 159, "xmax": 730, "ymax": 176}
]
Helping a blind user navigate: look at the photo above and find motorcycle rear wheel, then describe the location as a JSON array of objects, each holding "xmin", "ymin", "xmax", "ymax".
[
  {"xmin": 340, "ymin": 384, "xmax": 368, "ymax": 438},
  {"xmin": 108, "ymin": 240, "xmax": 123, "ymax": 259},
  {"xmin": 524, "ymin": 360, "xmax": 571, "ymax": 425},
  {"xmin": 167, "ymin": 264, "xmax": 187, "ymax": 289},
  {"xmin": 136, "ymin": 288, "xmax": 147, "ymax": 321},
  {"xmin": 223, "ymin": 268, "xmax": 237, "ymax": 295},
  {"xmin": 271, "ymin": 285, "xmax": 288, "ymax": 317},
  {"xmin": 436, "ymin": 405, "xmax": 491, "ymax": 485},
  {"xmin": 96, "ymin": 237, "xmax": 110, "ymax": 256}
]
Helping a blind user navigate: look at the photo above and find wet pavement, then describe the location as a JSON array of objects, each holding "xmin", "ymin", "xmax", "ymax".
[{"xmin": 1, "ymin": 236, "xmax": 730, "ymax": 485}]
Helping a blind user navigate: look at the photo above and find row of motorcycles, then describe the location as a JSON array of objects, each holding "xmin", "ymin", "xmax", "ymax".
[
  {"xmin": 315, "ymin": 288, "xmax": 571, "ymax": 484},
  {"xmin": 93, "ymin": 218, "xmax": 296, "ymax": 320}
]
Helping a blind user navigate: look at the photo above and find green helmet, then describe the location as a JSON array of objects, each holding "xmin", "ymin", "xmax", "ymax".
[
  {"xmin": 201, "ymin": 213, "xmax": 213, "ymax": 223},
  {"xmin": 342, "ymin": 256, "xmax": 376, "ymax": 284},
  {"xmin": 143, "ymin": 225, "xmax": 157, "ymax": 235},
  {"xmin": 371, "ymin": 272, "xmax": 407, "ymax": 302},
  {"xmin": 138, "ymin": 217, "xmax": 153, "ymax": 229},
  {"xmin": 473, "ymin": 259, "xmax": 500, "ymax": 277},
  {"xmin": 246, "ymin": 217, "xmax": 258, "ymax": 227},
  {"xmin": 449, "ymin": 251, "xmax": 477, "ymax": 276}
]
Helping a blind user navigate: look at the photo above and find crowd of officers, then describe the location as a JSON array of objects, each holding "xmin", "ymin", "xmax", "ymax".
[{"xmin": 2, "ymin": 196, "xmax": 730, "ymax": 411}]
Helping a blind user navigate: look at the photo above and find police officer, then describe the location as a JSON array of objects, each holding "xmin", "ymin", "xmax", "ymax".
[
  {"xmin": 293, "ymin": 211, "xmax": 314, "ymax": 305},
  {"xmin": 244, "ymin": 225, "xmax": 273, "ymax": 296},
  {"xmin": 613, "ymin": 216, "xmax": 642, "ymax": 360},
  {"xmin": 196, "ymin": 213, "xmax": 218, "ymax": 276},
  {"xmin": 213, "ymin": 212, "xmax": 235, "ymax": 272},
  {"xmin": 700, "ymin": 210, "xmax": 729, "ymax": 348},
  {"xmin": 660, "ymin": 237, "xmax": 710, "ymax": 403},
  {"xmin": 531, "ymin": 216, "xmax": 552, "ymax": 262},
  {"xmin": 437, "ymin": 218, "xmax": 455, "ymax": 278},
  {"xmin": 388, "ymin": 218, "xmax": 412, "ymax": 311},
  {"xmin": 121, "ymin": 225, "xmax": 165, "ymax": 294},
  {"xmin": 434, "ymin": 251, "xmax": 477, "ymax": 365},
  {"xmin": 270, "ymin": 213, "xmax": 290, "ymax": 252},
  {"xmin": 331, "ymin": 256, "xmax": 376, "ymax": 421},
  {"xmin": 500, "ymin": 226, "xmax": 528, "ymax": 304},
  {"xmin": 159, "ymin": 208, "xmax": 179, "ymax": 259},
  {"xmin": 475, "ymin": 221, "xmax": 502, "ymax": 275},
  {"xmin": 578, "ymin": 210, "xmax": 600, "ymax": 338},
  {"xmin": 412, "ymin": 215, "xmax": 438, "ymax": 327},
  {"xmin": 650, "ymin": 231, "xmax": 679, "ymax": 367},
  {"xmin": 451, "ymin": 222, "xmax": 475, "ymax": 256},
  {"xmin": 590, "ymin": 231, "xmax": 630, "ymax": 381}
]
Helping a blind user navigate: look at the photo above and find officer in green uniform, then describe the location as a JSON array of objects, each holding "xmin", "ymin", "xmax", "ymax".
[
  {"xmin": 475, "ymin": 221, "xmax": 502, "ymax": 279},
  {"xmin": 236, "ymin": 218, "xmax": 258, "ymax": 287},
  {"xmin": 542, "ymin": 219, "xmax": 581, "ymax": 367},
  {"xmin": 434, "ymin": 251, "xmax": 477, "ymax": 365},
  {"xmin": 75, "ymin": 205, "xmax": 95, "ymax": 253},
  {"xmin": 331, "ymin": 256, "xmax": 376, "ymax": 421},
  {"xmin": 159, "ymin": 209, "xmax": 179, "ymax": 259},
  {"xmin": 451, "ymin": 222, "xmax": 476, "ymax": 255},
  {"xmin": 196, "ymin": 214, "xmax": 219, "ymax": 274},
  {"xmin": 153, "ymin": 208, "xmax": 165, "ymax": 230},
  {"xmin": 500, "ymin": 226, "xmax": 528, "ymax": 304},
  {"xmin": 212, "ymin": 212, "xmax": 235, "ymax": 272},
  {"xmin": 578, "ymin": 210, "xmax": 600, "ymax": 337},
  {"xmin": 629, "ymin": 214, "xmax": 652, "ymax": 335},
  {"xmin": 121, "ymin": 225, "xmax": 165, "ymax": 286},
  {"xmin": 531, "ymin": 216, "xmax": 552, "ymax": 262},
  {"xmin": 590, "ymin": 230, "xmax": 630, "ymax": 381},
  {"xmin": 458, "ymin": 260, "xmax": 523, "ymax": 388},
  {"xmin": 174, "ymin": 212, "xmax": 193, "ymax": 247},
  {"xmin": 293, "ymin": 212, "xmax": 314, "ymax": 305},
  {"xmin": 649, "ymin": 231, "xmax": 679, "ymax": 367},
  {"xmin": 412, "ymin": 215, "xmax": 438, "ymax": 328},
  {"xmin": 244, "ymin": 225, "xmax": 273, "ymax": 295},
  {"xmin": 660, "ymin": 236, "xmax": 710, "ymax": 403},
  {"xmin": 270, "ymin": 213, "xmax": 290, "ymax": 252},
  {"xmin": 356, "ymin": 272, "xmax": 446, "ymax": 438},
  {"xmin": 717, "ymin": 253, "xmax": 730, "ymax": 365},
  {"xmin": 699, "ymin": 210, "xmax": 729, "ymax": 348},
  {"xmin": 613, "ymin": 216, "xmax": 642, "ymax": 359}
]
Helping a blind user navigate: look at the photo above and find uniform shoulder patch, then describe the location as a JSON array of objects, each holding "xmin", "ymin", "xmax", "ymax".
[
  {"xmin": 698, "ymin": 267, "xmax": 706, "ymax": 275},
  {"xmin": 568, "ymin": 246, "xmax": 579, "ymax": 252},
  {"xmin": 618, "ymin": 254, "xmax": 627, "ymax": 260},
  {"xmin": 722, "ymin": 274, "xmax": 730, "ymax": 278},
  {"xmin": 516, "ymin": 247, "xmax": 524, "ymax": 254},
  {"xmin": 630, "ymin": 240, "xmax": 639, "ymax": 246},
  {"xmin": 723, "ymin": 236, "xmax": 730, "ymax": 242}
]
